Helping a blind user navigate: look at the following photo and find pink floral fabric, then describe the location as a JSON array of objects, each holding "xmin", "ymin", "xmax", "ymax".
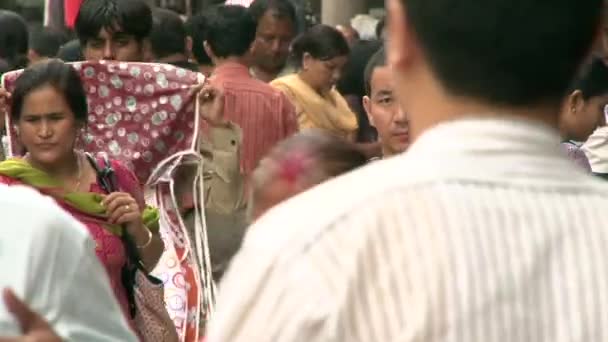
[{"xmin": 2, "ymin": 61, "xmax": 201, "ymax": 183}]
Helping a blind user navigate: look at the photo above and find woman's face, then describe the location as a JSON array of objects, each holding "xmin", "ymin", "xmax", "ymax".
[
  {"xmin": 17, "ymin": 84, "xmax": 80, "ymax": 166},
  {"xmin": 301, "ymin": 53, "xmax": 349, "ymax": 94}
]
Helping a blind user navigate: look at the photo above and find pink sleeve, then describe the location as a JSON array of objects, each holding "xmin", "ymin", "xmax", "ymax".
[
  {"xmin": 0, "ymin": 174, "xmax": 19, "ymax": 185},
  {"xmin": 110, "ymin": 160, "xmax": 146, "ymax": 209}
]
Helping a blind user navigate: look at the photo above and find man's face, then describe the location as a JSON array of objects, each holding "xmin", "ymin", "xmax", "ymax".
[
  {"xmin": 83, "ymin": 27, "xmax": 146, "ymax": 62},
  {"xmin": 363, "ymin": 66, "xmax": 409, "ymax": 156},
  {"xmin": 251, "ymin": 11, "xmax": 295, "ymax": 73}
]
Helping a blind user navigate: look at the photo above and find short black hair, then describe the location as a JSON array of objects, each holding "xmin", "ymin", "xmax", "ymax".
[
  {"xmin": 249, "ymin": 0, "xmax": 296, "ymax": 26},
  {"xmin": 375, "ymin": 17, "xmax": 385, "ymax": 40},
  {"xmin": 337, "ymin": 40, "xmax": 382, "ymax": 97},
  {"xmin": 57, "ymin": 39, "xmax": 84, "ymax": 62},
  {"xmin": 11, "ymin": 60, "xmax": 88, "ymax": 123},
  {"xmin": 150, "ymin": 8, "xmax": 187, "ymax": 59},
  {"xmin": 185, "ymin": 13, "xmax": 212, "ymax": 66},
  {"xmin": 403, "ymin": 0, "xmax": 603, "ymax": 106},
  {"xmin": 571, "ymin": 58, "xmax": 608, "ymax": 100},
  {"xmin": 290, "ymin": 24, "xmax": 350, "ymax": 68},
  {"xmin": 364, "ymin": 48, "xmax": 386, "ymax": 96},
  {"xmin": 30, "ymin": 27, "xmax": 66, "ymax": 58},
  {"xmin": 204, "ymin": 5, "xmax": 256, "ymax": 59},
  {"xmin": 75, "ymin": 0, "xmax": 152, "ymax": 45},
  {"xmin": 0, "ymin": 10, "xmax": 29, "ymax": 71}
]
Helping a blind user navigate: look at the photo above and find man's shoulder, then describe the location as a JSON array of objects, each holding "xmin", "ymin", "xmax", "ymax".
[
  {"xmin": 222, "ymin": 75, "xmax": 284, "ymax": 97},
  {"xmin": 0, "ymin": 184, "xmax": 88, "ymax": 243},
  {"xmin": 245, "ymin": 156, "xmax": 415, "ymax": 251}
]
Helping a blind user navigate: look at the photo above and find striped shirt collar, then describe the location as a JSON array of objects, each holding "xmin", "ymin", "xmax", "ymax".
[
  {"xmin": 408, "ymin": 116, "xmax": 561, "ymax": 159},
  {"xmin": 398, "ymin": 116, "xmax": 587, "ymax": 188},
  {"xmin": 213, "ymin": 61, "xmax": 251, "ymax": 79}
]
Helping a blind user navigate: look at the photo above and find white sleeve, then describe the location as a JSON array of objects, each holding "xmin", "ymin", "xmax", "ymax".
[
  {"xmin": 207, "ymin": 246, "xmax": 331, "ymax": 342},
  {"xmin": 40, "ymin": 210, "xmax": 138, "ymax": 341}
]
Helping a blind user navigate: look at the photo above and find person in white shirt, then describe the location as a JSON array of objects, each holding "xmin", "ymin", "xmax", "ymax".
[
  {"xmin": 0, "ymin": 184, "xmax": 137, "ymax": 341},
  {"xmin": 207, "ymin": 0, "xmax": 608, "ymax": 341}
]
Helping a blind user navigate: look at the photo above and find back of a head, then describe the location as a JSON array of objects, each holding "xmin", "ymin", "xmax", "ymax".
[
  {"xmin": 150, "ymin": 8, "xmax": 187, "ymax": 59},
  {"xmin": 403, "ymin": 0, "xmax": 603, "ymax": 106},
  {"xmin": 290, "ymin": 24, "xmax": 350, "ymax": 68},
  {"xmin": 364, "ymin": 48, "xmax": 387, "ymax": 96},
  {"xmin": 571, "ymin": 58, "xmax": 608, "ymax": 100},
  {"xmin": 75, "ymin": 0, "xmax": 152, "ymax": 46},
  {"xmin": 30, "ymin": 27, "xmax": 66, "ymax": 59},
  {"xmin": 205, "ymin": 5, "xmax": 257, "ymax": 59},
  {"xmin": 337, "ymin": 39, "xmax": 382, "ymax": 97},
  {"xmin": 185, "ymin": 14, "xmax": 212, "ymax": 66},
  {"xmin": 253, "ymin": 130, "xmax": 368, "ymax": 191},
  {"xmin": 57, "ymin": 39, "xmax": 84, "ymax": 62},
  {"xmin": 249, "ymin": 0, "xmax": 297, "ymax": 27},
  {"xmin": 0, "ymin": 10, "xmax": 29, "ymax": 71},
  {"xmin": 250, "ymin": 130, "xmax": 367, "ymax": 220}
]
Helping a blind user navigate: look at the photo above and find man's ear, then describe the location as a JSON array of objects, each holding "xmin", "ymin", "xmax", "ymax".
[
  {"xmin": 203, "ymin": 41, "xmax": 215, "ymax": 62},
  {"xmin": 363, "ymin": 95, "xmax": 376, "ymax": 127},
  {"xmin": 386, "ymin": 0, "xmax": 412, "ymax": 71},
  {"xmin": 570, "ymin": 90, "xmax": 586, "ymax": 117},
  {"xmin": 186, "ymin": 36, "xmax": 193, "ymax": 59},
  {"xmin": 27, "ymin": 49, "xmax": 38, "ymax": 65}
]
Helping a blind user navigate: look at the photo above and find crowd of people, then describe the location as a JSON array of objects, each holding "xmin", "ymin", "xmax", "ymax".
[{"xmin": 0, "ymin": 0, "xmax": 608, "ymax": 341}]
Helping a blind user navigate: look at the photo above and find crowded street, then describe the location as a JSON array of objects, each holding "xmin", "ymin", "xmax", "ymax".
[{"xmin": 0, "ymin": 0, "xmax": 607, "ymax": 341}]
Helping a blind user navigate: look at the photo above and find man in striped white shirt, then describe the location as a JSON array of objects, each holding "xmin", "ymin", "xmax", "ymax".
[{"xmin": 209, "ymin": 0, "xmax": 608, "ymax": 341}]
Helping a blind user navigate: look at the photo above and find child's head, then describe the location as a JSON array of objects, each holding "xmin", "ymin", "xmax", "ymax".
[
  {"xmin": 249, "ymin": 131, "xmax": 368, "ymax": 221},
  {"xmin": 560, "ymin": 58, "xmax": 608, "ymax": 141}
]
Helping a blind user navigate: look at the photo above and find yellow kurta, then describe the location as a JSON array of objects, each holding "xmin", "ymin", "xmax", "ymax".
[{"xmin": 271, "ymin": 74, "xmax": 358, "ymax": 141}]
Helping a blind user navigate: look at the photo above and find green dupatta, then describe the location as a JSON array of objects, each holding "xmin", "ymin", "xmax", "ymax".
[{"xmin": 0, "ymin": 158, "xmax": 159, "ymax": 236}]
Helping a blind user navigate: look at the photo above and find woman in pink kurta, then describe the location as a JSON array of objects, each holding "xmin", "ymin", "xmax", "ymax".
[
  {"xmin": 0, "ymin": 160, "xmax": 141, "ymax": 326},
  {"xmin": 0, "ymin": 60, "xmax": 164, "ymax": 339}
]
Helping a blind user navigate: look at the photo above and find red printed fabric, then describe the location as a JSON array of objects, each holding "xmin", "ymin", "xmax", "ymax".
[{"xmin": 2, "ymin": 61, "xmax": 202, "ymax": 184}]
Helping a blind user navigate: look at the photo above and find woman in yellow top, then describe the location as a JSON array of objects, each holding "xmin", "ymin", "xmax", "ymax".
[{"xmin": 271, "ymin": 25, "xmax": 358, "ymax": 141}]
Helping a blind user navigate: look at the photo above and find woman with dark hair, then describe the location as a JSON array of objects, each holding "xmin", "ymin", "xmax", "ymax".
[
  {"xmin": 0, "ymin": 10, "xmax": 29, "ymax": 74},
  {"xmin": 0, "ymin": 60, "xmax": 164, "ymax": 337},
  {"xmin": 271, "ymin": 24, "xmax": 358, "ymax": 140}
]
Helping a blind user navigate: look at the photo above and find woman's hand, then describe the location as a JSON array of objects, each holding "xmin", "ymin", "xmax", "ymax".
[
  {"xmin": 102, "ymin": 192, "xmax": 163, "ymax": 270},
  {"xmin": 101, "ymin": 192, "xmax": 143, "ymax": 234},
  {"xmin": 190, "ymin": 79, "xmax": 228, "ymax": 127}
]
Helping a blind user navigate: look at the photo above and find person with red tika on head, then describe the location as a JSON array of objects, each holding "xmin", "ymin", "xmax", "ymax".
[{"xmin": 249, "ymin": 130, "xmax": 367, "ymax": 221}]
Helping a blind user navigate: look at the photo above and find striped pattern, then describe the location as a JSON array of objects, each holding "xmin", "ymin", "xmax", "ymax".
[
  {"xmin": 209, "ymin": 118, "xmax": 608, "ymax": 342},
  {"xmin": 211, "ymin": 62, "xmax": 298, "ymax": 177}
]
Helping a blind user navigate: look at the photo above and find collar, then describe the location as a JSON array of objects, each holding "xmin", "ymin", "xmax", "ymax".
[
  {"xmin": 403, "ymin": 116, "xmax": 587, "ymax": 185},
  {"xmin": 213, "ymin": 61, "xmax": 251, "ymax": 79}
]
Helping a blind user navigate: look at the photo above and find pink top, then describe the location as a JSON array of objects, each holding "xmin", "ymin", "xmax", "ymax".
[
  {"xmin": 0, "ymin": 160, "xmax": 144, "ymax": 333},
  {"xmin": 211, "ymin": 62, "xmax": 298, "ymax": 176}
]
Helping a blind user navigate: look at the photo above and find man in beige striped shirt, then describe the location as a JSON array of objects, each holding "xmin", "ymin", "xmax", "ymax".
[{"xmin": 209, "ymin": 0, "xmax": 608, "ymax": 341}]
